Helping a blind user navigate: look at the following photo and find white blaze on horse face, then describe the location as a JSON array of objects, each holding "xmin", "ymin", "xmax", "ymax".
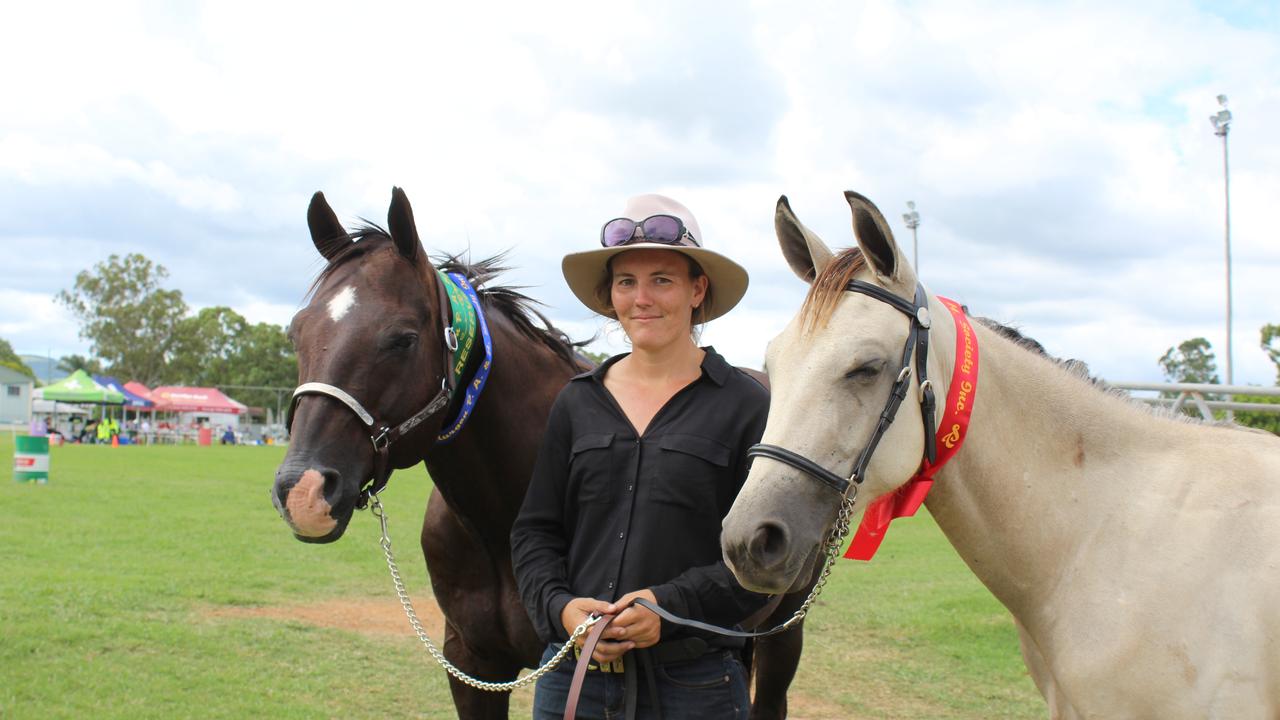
[{"xmin": 327, "ymin": 286, "xmax": 357, "ymax": 322}]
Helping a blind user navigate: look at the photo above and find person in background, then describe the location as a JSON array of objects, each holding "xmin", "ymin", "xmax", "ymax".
[
  {"xmin": 511, "ymin": 194, "xmax": 770, "ymax": 720},
  {"xmin": 29, "ymin": 415, "xmax": 48, "ymax": 437}
]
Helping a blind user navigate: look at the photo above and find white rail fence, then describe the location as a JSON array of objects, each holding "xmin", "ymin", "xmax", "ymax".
[{"xmin": 1112, "ymin": 382, "xmax": 1280, "ymax": 419}]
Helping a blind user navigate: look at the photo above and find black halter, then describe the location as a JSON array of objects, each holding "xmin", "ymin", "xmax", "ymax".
[
  {"xmin": 283, "ymin": 273, "xmax": 461, "ymax": 508},
  {"xmin": 746, "ymin": 281, "xmax": 937, "ymax": 501}
]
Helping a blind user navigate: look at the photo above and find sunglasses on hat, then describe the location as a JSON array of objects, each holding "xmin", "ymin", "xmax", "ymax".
[{"xmin": 600, "ymin": 214, "xmax": 696, "ymax": 248}]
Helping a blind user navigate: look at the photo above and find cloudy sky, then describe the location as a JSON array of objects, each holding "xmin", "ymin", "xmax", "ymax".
[{"xmin": 2, "ymin": 0, "xmax": 1277, "ymax": 387}]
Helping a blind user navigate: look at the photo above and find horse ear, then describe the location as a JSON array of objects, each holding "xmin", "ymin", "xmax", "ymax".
[
  {"xmin": 387, "ymin": 186, "xmax": 424, "ymax": 262},
  {"xmin": 308, "ymin": 192, "xmax": 350, "ymax": 261},
  {"xmin": 775, "ymin": 195, "xmax": 834, "ymax": 284},
  {"xmin": 844, "ymin": 191, "xmax": 916, "ymax": 296}
]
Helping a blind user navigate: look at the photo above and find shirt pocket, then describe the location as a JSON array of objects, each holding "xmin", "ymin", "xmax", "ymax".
[
  {"xmin": 569, "ymin": 432, "xmax": 616, "ymax": 505},
  {"xmin": 654, "ymin": 433, "xmax": 731, "ymax": 516}
]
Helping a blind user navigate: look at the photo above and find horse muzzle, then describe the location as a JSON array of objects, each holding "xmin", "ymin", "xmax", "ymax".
[
  {"xmin": 272, "ymin": 466, "xmax": 355, "ymax": 543},
  {"xmin": 722, "ymin": 513, "xmax": 818, "ymax": 595}
]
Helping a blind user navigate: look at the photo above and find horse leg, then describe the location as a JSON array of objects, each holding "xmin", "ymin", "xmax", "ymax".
[
  {"xmin": 1015, "ymin": 620, "xmax": 1079, "ymax": 720},
  {"xmin": 441, "ymin": 620, "xmax": 523, "ymax": 719},
  {"xmin": 421, "ymin": 490, "xmax": 525, "ymax": 720},
  {"xmin": 748, "ymin": 624, "xmax": 804, "ymax": 720},
  {"xmin": 747, "ymin": 560, "xmax": 821, "ymax": 720}
]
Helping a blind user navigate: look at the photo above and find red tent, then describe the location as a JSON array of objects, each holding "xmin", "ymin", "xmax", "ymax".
[
  {"xmin": 124, "ymin": 381, "xmax": 155, "ymax": 403},
  {"xmin": 150, "ymin": 386, "xmax": 248, "ymax": 414}
]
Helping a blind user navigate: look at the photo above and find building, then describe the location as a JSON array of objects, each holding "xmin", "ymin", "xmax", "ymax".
[{"xmin": 0, "ymin": 365, "xmax": 35, "ymax": 425}]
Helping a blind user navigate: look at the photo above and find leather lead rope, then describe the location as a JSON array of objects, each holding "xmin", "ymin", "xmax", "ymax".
[
  {"xmin": 563, "ymin": 612, "xmax": 662, "ymax": 720},
  {"xmin": 564, "ymin": 614, "xmax": 616, "ymax": 720}
]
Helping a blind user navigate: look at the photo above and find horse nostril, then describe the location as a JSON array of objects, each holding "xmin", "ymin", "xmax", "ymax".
[
  {"xmin": 749, "ymin": 521, "xmax": 790, "ymax": 567},
  {"xmin": 319, "ymin": 468, "xmax": 341, "ymax": 504}
]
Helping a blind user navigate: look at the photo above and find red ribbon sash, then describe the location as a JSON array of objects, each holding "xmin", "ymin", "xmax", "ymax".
[{"xmin": 844, "ymin": 296, "xmax": 978, "ymax": 561}]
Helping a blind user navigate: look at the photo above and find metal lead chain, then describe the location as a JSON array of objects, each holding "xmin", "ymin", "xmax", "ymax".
[
  {"xmin": 764, "ymin": 494, "xmax": 858, "ymax": 633},
  {"xmin": 369, "ymin": 493, "xmax": 598, "ymax": 692}
]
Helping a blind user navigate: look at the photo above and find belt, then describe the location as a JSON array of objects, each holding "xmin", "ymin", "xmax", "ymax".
[
  {"xmin": 564, "ymin": 615, "xmax": 666, "ymax": 720},
  {"xmin": 571, "ymin": 635, "xmax": 713, "ymax": 672}
]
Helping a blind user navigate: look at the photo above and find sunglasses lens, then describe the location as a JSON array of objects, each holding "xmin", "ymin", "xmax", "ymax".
[
  {"xmin": 640, "ymin": 215, "xmax": 683, "ymax": 244},
  {"xmin": 602, "ymin": 219, "xmax": 638, "ymax": 247}
]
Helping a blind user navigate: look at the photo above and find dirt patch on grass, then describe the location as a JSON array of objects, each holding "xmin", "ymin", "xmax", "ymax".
[
  {"xmin": 784, "ymin": 691, "xmax": 861, "ymax": 720},
  {"xmin": 205, "ymin": 597, "xmax": 907, "ymax": 717},
  {"xmin": 206, "ymin": 596, "xmax": 443, "ymax": 639}
]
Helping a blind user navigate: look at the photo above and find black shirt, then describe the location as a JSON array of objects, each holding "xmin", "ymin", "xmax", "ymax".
[{"xmin": 511, "ymin": 347, "xmax": 772, "ymax": 644}]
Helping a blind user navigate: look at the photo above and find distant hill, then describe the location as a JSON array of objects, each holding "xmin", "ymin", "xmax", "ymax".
[{"xmin": 20, "ymin": 355, "xmax": 71, "ymax": 385}]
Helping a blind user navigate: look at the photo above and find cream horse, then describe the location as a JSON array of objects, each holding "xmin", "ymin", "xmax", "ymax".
[{"xmin": 721, "ymin": 191, "xmax": 1280, "ymax": 719}]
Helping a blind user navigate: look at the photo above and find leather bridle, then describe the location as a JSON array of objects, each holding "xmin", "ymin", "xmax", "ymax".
[
  {"xmin": 284, "ymin": 271, "xmax": 461, "ymax": 508},
  {"xmin": 746, "ymin": 281, "xmax": 938, "ymax": 503}
]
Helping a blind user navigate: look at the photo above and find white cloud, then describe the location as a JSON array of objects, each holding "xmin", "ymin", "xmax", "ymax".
[
  {"xmin": 0, "ymin": 290, "xmax": 86, "ymax": 358},
  {"xmin": 0, "ymin": 0, "xmax": 1277, "ymax": 389}
]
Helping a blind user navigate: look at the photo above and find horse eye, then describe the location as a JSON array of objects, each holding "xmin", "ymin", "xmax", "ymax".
[
  {"xmin": 844, "ymin": 362, "xmax": 883, "ymax": 381},
  {"xmin": 389, "ymin": 333, "xmax": 418, "ymax": 351}
]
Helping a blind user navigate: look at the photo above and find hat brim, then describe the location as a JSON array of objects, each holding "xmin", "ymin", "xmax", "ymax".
[{"xmin": 562, "ymin": 243, "xmax": 749, "ymax": 323}]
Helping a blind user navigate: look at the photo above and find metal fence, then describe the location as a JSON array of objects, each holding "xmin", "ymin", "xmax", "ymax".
[{"xmin": 1112, "ymin": 382, "xmax": 1280, "ymax": 419}]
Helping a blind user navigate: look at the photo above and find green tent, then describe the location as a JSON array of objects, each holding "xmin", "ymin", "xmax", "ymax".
[{"xmin": 39, "ymin": 369, "xmax": 125, "ymax": 404}]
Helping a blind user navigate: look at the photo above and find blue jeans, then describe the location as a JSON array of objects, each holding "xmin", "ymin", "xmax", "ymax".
[{"xmin": 531, "ymin": 643, "xmax": 749, "ymax": 720}]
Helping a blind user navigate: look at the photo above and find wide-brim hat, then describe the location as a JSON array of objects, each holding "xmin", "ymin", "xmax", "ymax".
[{"xmin": 562, "ymin": 193, "xmax": 749, "ymax": 323}]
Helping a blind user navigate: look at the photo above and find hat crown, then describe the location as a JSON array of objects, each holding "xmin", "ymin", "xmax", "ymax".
[
  {"xmin": 619, "ymin": 194, "xmax": 703, "ymax": 247},
  {"xmin": 562, "ymin": 193, "xmax": 748, "ymax": 323}
]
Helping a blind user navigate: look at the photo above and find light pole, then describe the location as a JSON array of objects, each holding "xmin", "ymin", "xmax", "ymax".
[
  {"xmin": 1210, "ymin": 94, "xmax": 1233, "ymax": 386},
  {"xmin": 902, "ymin": 201, "xmax": 921, "ymax": 273}
]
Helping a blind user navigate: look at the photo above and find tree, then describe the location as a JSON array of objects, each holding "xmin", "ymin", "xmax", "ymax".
[
  {"xmin": 1158, "ymin": 334, "xmax": 1280, "ymax": 434},
  {"xmin": 59, "ymin": 354, "xmax": 103, "ymax": 375},
  {"xmin": 167, "ymin": 306, "xmax": 246, "ymax": 387},
  {"xmin": 1233, "ymin": 394, "xmax": 1280, "ymax": 435},
  {"xmin": 0, "ymin": 337, "xmax": 35, "ymax": 379},
  {"xmin": 56, "ymin": 254, "xmax": 187, "ymax": 385},
  {"xmin": 1263, "ymin": 323, "xmax": 1280, "ymax": 384},
  {"xmin": 166, "ymin": 306, "xmax": 296, "ymax": 413},
  {"xmin": 1159, "ymin": 337, "xmax": 1220, "ymax": 385},
  {"xmin": 226, "ymin": 321, "xmax": 297, "ymax": 412}
]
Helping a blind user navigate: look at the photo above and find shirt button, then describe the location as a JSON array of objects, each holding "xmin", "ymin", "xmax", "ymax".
[
  {"xmin": 607, "ymin": 581, "xmax": 614, "ymax": 589},
  {"xmin": 626, "ymin": 484, "xmax": 633, "ymax": 492},
  {"xmin": 618, "ymin": 532, "xmax": 624, "ymax": 539}
]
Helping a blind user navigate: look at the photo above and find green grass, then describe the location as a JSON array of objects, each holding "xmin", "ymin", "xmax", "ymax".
[{"xmin": 0, "ymin": 431, "xmax": 1043, "ymax": 718}]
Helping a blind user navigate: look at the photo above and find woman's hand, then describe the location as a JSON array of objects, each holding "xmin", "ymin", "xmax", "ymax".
[
  {"xmin": 560, "ymin": 597, "xmax": 633, "ymax": 664},
  {"xmin": 603, "ymin": 589, "xmax": 661, "ymax": 649},
  {"xmin": 561, "ymin": 597, "xmax": 612, "ymax": 638}
]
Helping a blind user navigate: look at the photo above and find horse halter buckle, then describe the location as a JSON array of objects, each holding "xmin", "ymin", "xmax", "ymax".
[{"xmin": 747, "ymin": 281, "xmax": 937, "ymax": 499}]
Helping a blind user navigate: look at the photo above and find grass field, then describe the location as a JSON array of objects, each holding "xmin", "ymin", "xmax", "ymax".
[{"xmin": 0, "ymin": 431, "xmax": 1044, "ymax": 719}]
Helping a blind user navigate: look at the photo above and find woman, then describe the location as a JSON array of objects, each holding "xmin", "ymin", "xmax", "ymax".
[{"xmin": 511, "ymin": 194, "xmax": 770, "ymax": 719}]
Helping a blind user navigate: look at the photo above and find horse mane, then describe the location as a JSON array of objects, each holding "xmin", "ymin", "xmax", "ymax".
[
  {"xmin": 798, "ymin": 248, "xmax": 1218, "ymax": 426},
  {"xmin": 973, "ymin": 317, "xmax": 1102, "ymax": 387},
  {"xmin": 306, "ymin": 223, "xmax": 392, "ymax": 297},
  {"xmin": 973, "ymin": 316, "xmax": 1232, "ymax": 427},
  {"xmin": 433, "ymin": 250, "xmax": 587, "ymax": 368},
  {"xmin": 800, "ymin": 248, "xmax": 868, "ymax": 331},
  {"xmin": 310, "ymin": 223, "xmax": 585, "ymax": 369}
]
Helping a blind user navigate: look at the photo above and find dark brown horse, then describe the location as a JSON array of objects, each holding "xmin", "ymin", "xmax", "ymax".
[{"xmin": 271, "ymin": 188, "xmax": 812, "ymax": 719}]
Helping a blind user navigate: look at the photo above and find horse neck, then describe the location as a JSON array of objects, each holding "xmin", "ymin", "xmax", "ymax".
[
  {"xmin": 921, "ymin": 310, "xmax": 1189, "ymax": 617},
  {"xmin": 423, "ymin": 310, "xmax": 579, "ymax": 546}
]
